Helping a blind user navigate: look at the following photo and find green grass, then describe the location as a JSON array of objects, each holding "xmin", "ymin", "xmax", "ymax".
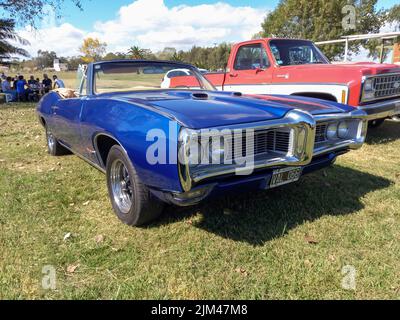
[{"xmin": 0, "ymin": 103, "xmax": 399, "ymax": 299}]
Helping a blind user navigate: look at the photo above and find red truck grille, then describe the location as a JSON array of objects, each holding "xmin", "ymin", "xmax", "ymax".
[{"xmin": 373, "ymin": 74, "xmax": 400, "ymax": 99}]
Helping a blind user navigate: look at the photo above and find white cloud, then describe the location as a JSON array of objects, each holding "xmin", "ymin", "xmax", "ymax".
[
  {"xmin": 18, "ymin": 23, "xmax": 87, "ymax": 57},
  {"xmin": 18, "ymin": 0, "xmax": 267, "ymax": 57}
]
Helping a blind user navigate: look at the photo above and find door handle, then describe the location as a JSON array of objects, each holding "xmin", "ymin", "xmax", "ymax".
[
  {"xmin": 229, "ymin": 73, "xmax": 238, "ymax": 78},
  {"xmin": 276, "ymin": 74, "xmax": 289, "ymax": 79},
  {"xmin": 51, "ymin": 106, "xmax": 59, "ymax": 111}
]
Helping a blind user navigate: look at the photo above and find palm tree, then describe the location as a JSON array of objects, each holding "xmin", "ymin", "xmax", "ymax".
[
  {"xmin": 127, "ymin": 46, "xmax": 146, "ymax": 59},
  {"xmin": 0, "ymin": 19, "xmax": 29, "ymax": 61}
]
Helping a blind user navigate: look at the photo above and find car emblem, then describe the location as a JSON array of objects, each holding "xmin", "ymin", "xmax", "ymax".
[{"xmin": 394, "ymin": 82, "xmax": 400, "ymax": 89}]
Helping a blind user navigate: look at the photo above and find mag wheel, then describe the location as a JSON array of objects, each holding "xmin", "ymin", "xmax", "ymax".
[
  {"xmin": 106, "ymin": 145, "xmax": 163, "ymax": 226},
  {"xmin": 45, "ymin": 126, "xmax": 70, "ymax": 156}
]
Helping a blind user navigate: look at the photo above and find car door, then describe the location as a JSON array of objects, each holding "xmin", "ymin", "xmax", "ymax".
[
  {"xmin": 52, "ymin": 97, "xmax": 85, "ymax": 152},
  {"xmin": 224, "ymin": 42, "xmax": 273, "ymax": 94},
  {"xmin": 51, "ymin": 67, "xmax": 88, "ymax": 153}
]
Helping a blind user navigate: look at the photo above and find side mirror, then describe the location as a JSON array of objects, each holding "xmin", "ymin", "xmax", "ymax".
[{"xmin": 255, "ymin": 67, "xmax": 264, "ymax": 74}]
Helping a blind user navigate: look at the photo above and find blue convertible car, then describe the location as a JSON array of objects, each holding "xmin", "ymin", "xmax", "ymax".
[{"xmin": 37, "ymin": 60, "xmax": 368, "ymax": 226}]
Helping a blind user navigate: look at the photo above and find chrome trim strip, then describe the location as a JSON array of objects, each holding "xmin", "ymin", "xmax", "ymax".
[
  {"xmin": 357, "ymin": 98, "xmax": 400, "ymax": 120},
  {"xmin": 58, "ymin": 141, "xmax": 106, "ymax": 174}
]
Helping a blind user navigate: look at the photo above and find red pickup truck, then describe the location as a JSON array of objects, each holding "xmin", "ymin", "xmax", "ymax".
[{"xmin": 204, "ymin": 38, "xmax": 400, "ymax": 127}]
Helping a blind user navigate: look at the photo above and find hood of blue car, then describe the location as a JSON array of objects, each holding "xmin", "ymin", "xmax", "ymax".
[{"xmin": 114, "ymin": 90, "xmax": 350, "ymax": 129}]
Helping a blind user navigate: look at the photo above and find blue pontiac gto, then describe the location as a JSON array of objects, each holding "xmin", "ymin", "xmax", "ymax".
[{"xmin": 37, "ymin": 60, "xmax": 368, "ymax": 226}]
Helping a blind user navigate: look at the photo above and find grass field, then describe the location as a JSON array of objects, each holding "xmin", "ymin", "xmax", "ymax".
[{"xmin": 0, "ymin": 102, "xmax": 399, "ymax": 300}]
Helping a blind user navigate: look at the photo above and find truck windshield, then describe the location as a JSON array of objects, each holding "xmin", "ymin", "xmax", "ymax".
[
  {"xmin": 269, "ymin": 39, "xmax": 329, "ymax": 66},
  {"xmin": 93, "ymin": 61, "xmax": 216, "ymax": 94}
]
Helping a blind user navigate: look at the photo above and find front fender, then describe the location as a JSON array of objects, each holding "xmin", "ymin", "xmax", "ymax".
[{"xmin": 81, "ymin": 99, "xmax": 183, "ymax": 193}]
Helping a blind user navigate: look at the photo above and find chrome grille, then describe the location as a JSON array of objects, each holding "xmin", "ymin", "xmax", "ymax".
[
  {"xmin": 315, "ymin": 123, "xmax": 328, "ymax": 143},
  {"xmin": 373, "ymin": 74, "xmax": 400, "ymax": 99},
  {"xmin": 228, "ymin": 128, "xmax": 292, "ymax": 159}
]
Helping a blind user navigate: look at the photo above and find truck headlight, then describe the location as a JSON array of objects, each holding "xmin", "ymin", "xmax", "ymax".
[
  {"xmin": 327, "ymin": 123, "xmax": 338, "ymax": 140},
  {"xmin": 338, "ymin": 121, "xmax": 349, "ymax": 139},
  {"xmin": 364, "ymin": 78, "xmax": 374, "ymax": 91},
  {"xmin": 362, "ymin": 78, "xmax": 376, "ymax": 102}
]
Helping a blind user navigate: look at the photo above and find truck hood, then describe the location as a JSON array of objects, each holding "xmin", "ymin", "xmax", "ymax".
[
  {"xmin": 278, "ymin": 62, "xmax": 400, "ymax": 84},
  {"xmin": 114, "ymin": 90, "xmax": 351, "ymax": 129}
]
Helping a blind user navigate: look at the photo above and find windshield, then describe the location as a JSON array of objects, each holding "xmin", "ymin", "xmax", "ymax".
[
  {"xmin": 93, "ymin": 61, "xmax": 216, "ymax": 94},
  {"xmin": 269, "ymin": 39, "xmax": 329, "ymax": 66}
]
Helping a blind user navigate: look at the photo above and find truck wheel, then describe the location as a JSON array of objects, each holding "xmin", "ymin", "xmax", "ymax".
[
  {"xmin": 45, "ymin": 126, "xmax": 70, "ymax": 156},
  {"xmin": 106, "ymin": 145, "xmax": 164, "ymax": 226},
  {"xmin": 368, "ymin": 118, "xmax": 385, "ymax": 129},
  {"xmin": 391, "ymin": 115, "xmax": 400, "ymax": 122}
]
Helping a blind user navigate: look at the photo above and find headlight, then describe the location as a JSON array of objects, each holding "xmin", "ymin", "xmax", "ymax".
[
  {"xmin": 338, "ymin": 121, "xmax": 349, "ymax": 139},
  {"xmin": 326, "ymin": 123, "xmax": 338, "ymax": 140},
  {"xmin": 362, "ymin": 78, "xmax": 376, "ymax": 102},
  {"xmin": 364, "ymin": 79, "xmax": 374, "ymax": 91},
  {"xmin": 296, "ymin": 127, "xmax": 307, "ymax": 155}
]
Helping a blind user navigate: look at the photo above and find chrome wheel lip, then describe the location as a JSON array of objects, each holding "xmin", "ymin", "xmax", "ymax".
[{"xmin": 110, "ymin": 159, "xmax": 134, "ymax": 214}]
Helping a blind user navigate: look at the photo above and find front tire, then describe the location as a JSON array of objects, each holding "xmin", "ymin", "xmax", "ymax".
[{"xmin": 106, "ymin": 145, "xmax": 163, "ymax": 226}]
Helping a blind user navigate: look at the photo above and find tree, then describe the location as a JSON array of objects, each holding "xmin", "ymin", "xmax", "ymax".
[
  {"xmin": 171, "ymin": 51, "xmax": 184, "ymax": 62},
  {"xmin": 127, "ymin": 46, "xmax": 154, "ymax": 60},
  {"xmin": 259, "ymin": 0, "xmax": 385, "ymax": 60},
  {"xmin": 0, "ymin": 0, "xmax": 82, "ymax": 26},
  {"xmin": 65, "ymin": 56, "xmax": 84, "ymax": 70},
  {"xmin": 0, "ymin": 18, "xmax": 29, "ymax": 61},
  {"xmin": 35, "ymin": 50, "xmax": 57, "ymax": 68},
  {"xmin": 103, "ymin": 52, "xmax": 127, "ymax": 61},
  {"xmin": 387, "ymin": 4, "xmax": 400, "ymax": 29},
  {"xmin": 79, "ymin": 38, "xmax": 107, "ymax": 63},
  {"xmin": 157, "ymin": 47, "xmax": 177, "ymax": 60}
]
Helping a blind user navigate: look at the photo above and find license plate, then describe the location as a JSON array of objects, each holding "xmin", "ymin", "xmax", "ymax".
[{"xmin": 270, "ymin": 167, "xmax": 303, "ymax": 188}]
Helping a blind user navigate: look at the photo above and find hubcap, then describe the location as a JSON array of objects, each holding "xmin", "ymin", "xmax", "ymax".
[{"xmin": 110, "ymin": 159, "xmax": 134, "ymax": 214}]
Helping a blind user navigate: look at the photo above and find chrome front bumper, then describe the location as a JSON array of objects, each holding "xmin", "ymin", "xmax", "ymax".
[{"xmin": 358, "ymin": 98, "xmax": 400, "ymax": 121}]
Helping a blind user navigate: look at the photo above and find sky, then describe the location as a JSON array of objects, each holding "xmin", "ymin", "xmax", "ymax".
[{"xmin": 14, "ymin": 0, "xmax": 399, "ymax": 58}]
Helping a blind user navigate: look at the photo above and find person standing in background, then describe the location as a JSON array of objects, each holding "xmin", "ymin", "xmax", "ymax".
[{"xmin": 16, "ymin": 75, "xmax": 28, "ymax": 102}]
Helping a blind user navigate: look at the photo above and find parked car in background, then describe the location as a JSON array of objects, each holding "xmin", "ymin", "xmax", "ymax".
[
  {"xmin": 37, "ymin": 60, "xmax": 368, "ymax": 226},
  {"xmin": 203, "ymin": 38, "xmax": 400, "ymax": 127}
]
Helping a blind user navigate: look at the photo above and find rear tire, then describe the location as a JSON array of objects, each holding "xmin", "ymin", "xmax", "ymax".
[
  {"xmin": 368, "ymin": 118, "xmax": 385, "ymax": 129},
  {"xmin": 45, "ymin": 126, "xmax": 70, "ymax": 156},
  {"xmin": 106, "ymin": 145, "xmax": 163, "ymax": 226}
]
